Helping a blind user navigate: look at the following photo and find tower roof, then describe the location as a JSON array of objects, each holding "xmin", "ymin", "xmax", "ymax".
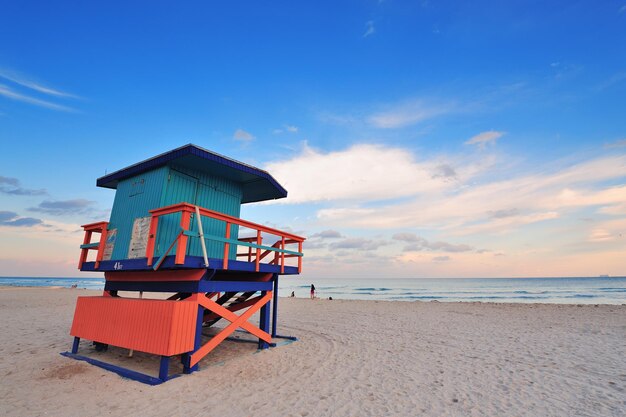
[{"xmin": 96, "ymin": 144, "xmax": 287, "ymax": 203}]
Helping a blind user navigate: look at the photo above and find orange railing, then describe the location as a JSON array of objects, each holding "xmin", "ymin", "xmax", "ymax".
[
  {"xmin": 78, "ymin": 221, "xmax": 109, "ymax": 270},
  {"xmin": 145, "ymin": 203, "xmax": 304, "ymax": 273}
]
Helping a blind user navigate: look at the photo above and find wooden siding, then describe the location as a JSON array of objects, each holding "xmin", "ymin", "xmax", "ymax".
[
  {"xmin": 70, "ymin": 296, "xmax": 197, "ymax": 356},
  {"xmin": 168, "ymin": 164, "xmax": 242, "ymax": 259},
  {"xmin": 108, "ymin": 166, "xmax": 168, "ymax": 260}
]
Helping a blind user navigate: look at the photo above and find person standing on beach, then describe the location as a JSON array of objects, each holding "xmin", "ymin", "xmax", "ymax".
[{"xmin": 310, "ymin": 284, "xmax": 315, "ymax": 299}]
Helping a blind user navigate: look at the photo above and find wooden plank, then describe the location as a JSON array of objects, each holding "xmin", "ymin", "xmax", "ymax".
[
  {"xmin": 190, "ymin": 291, "xmax": 272, "ymax": 367},
  {"xmin": 70, "ymin": 297, "xmax": 197, "ymax": 356}
]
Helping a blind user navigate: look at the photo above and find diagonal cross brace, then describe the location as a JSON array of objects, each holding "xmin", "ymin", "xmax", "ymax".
[
  {"xmin": 190, "ymin": 291, "xmax": 273, "ymax": 367},
  {"xmin": 203, "ymin": 295, "xmax": 263, "ymax": 322},
  {"xmin": 197, "ymin": 293, "xmax": 273, "ymax": 343}
]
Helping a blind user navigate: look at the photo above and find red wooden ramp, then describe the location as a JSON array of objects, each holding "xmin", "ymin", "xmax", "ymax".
[
  {"xmin": 70, "ymin": 297, "xmax": 197, "ymax": 356},
  {"xmin": 66, "ymin": 287, "xmax": 275, "ymax": 384}
]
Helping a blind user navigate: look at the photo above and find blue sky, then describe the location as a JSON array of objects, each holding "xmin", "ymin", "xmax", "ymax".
[{"xmin": 1, "ymin": 1, "xmax": 625, "ymax": 278}]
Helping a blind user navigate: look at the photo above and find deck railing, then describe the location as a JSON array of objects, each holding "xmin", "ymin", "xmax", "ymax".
[{"xmin": 145, "ymin": 202, "xmax": 304, "ymax": 273}]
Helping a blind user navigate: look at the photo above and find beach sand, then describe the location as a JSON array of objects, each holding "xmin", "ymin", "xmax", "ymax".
[{"xmin": 0, "ymin": 287, "xmax": 624, "ymax": 417}]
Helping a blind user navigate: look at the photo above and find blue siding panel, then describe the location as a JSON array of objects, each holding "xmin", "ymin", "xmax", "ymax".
[
  {"xmin": 156, "ymin": 169, "xmax": 198, "ymax": 258},
  {"xmin": 108, "ymin": 167, "xmax": 168, "ymax": 260},
  {"xmin": 170, "ymin": 164, "xmax": 241, "ymax": 259},
  {"xmin": 105, "ymin": 161, "xmax": 245, "ymax": 262}
]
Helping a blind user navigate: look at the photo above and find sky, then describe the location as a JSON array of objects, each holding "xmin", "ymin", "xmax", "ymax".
[{"xmin": 1, "ymin": 1, "xmax": 625, "ymax": 279}]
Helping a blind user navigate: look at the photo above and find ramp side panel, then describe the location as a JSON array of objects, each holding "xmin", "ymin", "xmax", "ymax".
[{"xmin": 70, "ymin": 297, "xmax": 196, "ymax": 356}]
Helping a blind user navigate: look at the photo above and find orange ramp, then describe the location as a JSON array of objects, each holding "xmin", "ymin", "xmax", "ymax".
[{"xmin": 70, "ymin": 297, "xmax": 197, "ymax": 356}]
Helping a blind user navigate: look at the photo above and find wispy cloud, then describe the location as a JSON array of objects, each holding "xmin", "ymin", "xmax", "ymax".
[
  {"xmin": 432, "ymin": 164, "xmax": 457, "ymax": 180},
  {"xmin": 273, "ymin": 124, "xmax": 299, "ymax": 134},
  {"xmin": 488, "ymin": 208, "xmax": 519, "ymax": 219},
  {"xmin": 266, "ymin": 143, "xmax": 470, "ymax": 204},
  {"xmin": 267, "ymin": 141, "xmax": 626, "ymax": 242},
  {"xmin": 0, "ymin": 176, "xmax": 47, "ymax": 196},
  {"xmin": 589, "ymin": 228, "xmax": 613, "ymax": 242},
  {"xmin": 330, "ymin": 237, "xmax": 388, "ymax": 251},
  {"xmin": 28, "ymin": 199, "xmax": 96, "ymax": 215},
  {"xmin": 0, "ymin": 211, "xmax": 44, "ymax": 227},
  {"xmin": 392, "ymin": 232, "xmax": 474, "ymax": 253},
  {"xmin": 0, "ymin": 84, "xmax": 76, "ymax": 112},
  {"xmin": 0, "ymin": 68, "xmax": 79, "ymax": 99},
  {"xmin": 363, "ymin": 20, "xmax": 375, "ymax": 38},
  {"xmin": 596, "ymin": 72, "xmax": 626, "ymax": 91},
  {"xmin": 465, "ymin": 131, "xmax": 504, "ymax": 149},
  {"xmin": 310, "ymin": 230, "xmax": 343, "ymax": 239},
  {"xmin": 368, "ymin": 99, "xmax": 455, "ymax": 128},
  {"xmin": 315, "ymin": 151, "xmax": 626, "ymax": 237},
  {"xmin": 0, "ymin": 68, "xmax": 80, "ymax": 112},
  {"xmin": 233, "ymin": 128, "xmax": 255, "ymax": 142},
  {"xmin": 605, "ymin": 138, "xmax": 626, "ymax": 149}
]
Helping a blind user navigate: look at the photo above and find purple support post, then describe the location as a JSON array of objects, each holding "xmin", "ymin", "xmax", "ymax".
[
  {"xmin": 159, "ymin": 356, "xmax": 170, "ymax": 381},
  {"xmin": 258, "ymin": 291, "xmax": 270, "ymax": 350},
  {"xmin": 271, "ymin": 274, "xmax": 279, "ymax": 337},
  {"xmin": 71, "ymin": 337, "xmax": 80, "ymax": 354},
  {"xmin": 183, "ymin": 303, "xmax": 204, "ymax": 374}
]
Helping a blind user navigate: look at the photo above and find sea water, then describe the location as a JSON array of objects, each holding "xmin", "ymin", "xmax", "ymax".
[
  {"xmin": 279, "ymin": 276, "xmax": 626, "ymax": 305},
  {"xmin": 0, "ymin": 276, "xmax": 106, "ymax": 290},
  {"xmin": 1, "ymin": 276, "xmax": 625, "ymax": 305}
]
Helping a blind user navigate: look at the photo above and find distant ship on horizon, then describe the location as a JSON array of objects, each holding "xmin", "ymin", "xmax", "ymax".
[{"xmin": 599, "ymin": 274, "xmax": 610, "ymax": 278}]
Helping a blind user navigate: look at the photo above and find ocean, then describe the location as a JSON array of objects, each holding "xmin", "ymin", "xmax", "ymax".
[
  {"xmin": 279, "ymin": 276, "xmax": 626, "ymax": 305},
  {"xmin": 1, "ymin": 276, "xmax": 625, "ymax": 305}
]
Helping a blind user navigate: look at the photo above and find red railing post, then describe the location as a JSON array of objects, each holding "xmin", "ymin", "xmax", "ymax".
[
  {"xmin": 78, "ymin": 229, "xmax": 93, "ymax": 269},
  {"xmin": 255, "ymin": 230, "xmax": 261, "ymax": 272},
  {"xmin": 280, "ymin": 237, "xmax": 285, "ymax": 274},
  {"xmin": 145, "ymin": 215, "xmax": 159, "ymax": 266},
  {"xmin": 222, "ymin": 222, "xmax": 231, "ymax": 269},
  {"xmin": 176, "ymin": 209, "xmax": 192, "ymax": 264},
  {"xmin": 144, "ymin": 202, "xmax": 305, "ymax": 273},
  {"xmin": 95, "ymin": 228, "xmax": 108, "ymax": 269}
]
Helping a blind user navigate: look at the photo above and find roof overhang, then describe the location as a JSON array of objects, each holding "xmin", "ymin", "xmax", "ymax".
[{"xmin": 96, "ymin": 144, "xmax": 287, "ymax": 204}]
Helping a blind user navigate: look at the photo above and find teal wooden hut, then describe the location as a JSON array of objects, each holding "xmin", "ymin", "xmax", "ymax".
[{"xmin": 66, "ymin": 144, "xmax": 305, "ymax": 384}]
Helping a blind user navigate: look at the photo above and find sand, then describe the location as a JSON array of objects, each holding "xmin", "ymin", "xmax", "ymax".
[{"xmin": 0, "ymin": 287, "xmax": 624, "ymax": 417}]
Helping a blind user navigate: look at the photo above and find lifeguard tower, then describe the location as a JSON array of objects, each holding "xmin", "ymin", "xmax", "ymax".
[{"xmin": 63, "ymin": 144, "xmax": 305, "ymax": 384}]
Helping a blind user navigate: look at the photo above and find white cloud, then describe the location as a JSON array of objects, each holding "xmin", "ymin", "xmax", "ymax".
[
  {"xmin": 311, "ymin": 149, "xmax": 626, "ymax": 236},
  {"xmin": 265, "ymin": 143, "xmax": 466, "ymax": 204},
  {"xmin": 598, "ymin": 203, "xmax": 626, "ymax": 215},
  {"xmin": 363, "ymin": 21, "xmax": 375, "ymax": 37},
  {"xmin": 310, "ymin": 229, "xmax": 343, "ymax": 239},
  {"xmin": 233, "ymin": 128, "xmax": 255, "ymax": 142},
  {"xmin": 368, "ymin": 99, "xmax": 454, "ymax": 128},
  {"xmin": 263, "ymin": 141, "xmax": 626, "ymax": 254},
  {"xmin": 0, "ymin": 68, "xmax": 79, "ymax": 98},
  {"xmin": 0, "ymin": 84, "xmax": 76, "ymax": 112},
  {"xmin": 454, "ymin": 211, "xmax": 560, "ymax": 236},
  {"xmin": 605, "ymin": 138, "xmax": 626, "ymax": 149},
  {"xmin": 330, "ymin": 237, "xmax": 388, "ymax": 251},
  {"xmin": 392, "ymin": 232, "xmax": 474, "ymax": 252},
  {"xmin": 273, "ymin": 124, "xmax": 298, "ymax": 134},
  {"xmin": 465, "ymin": 131, "xmax": 504, "ymax": 149},
  {"xmin": 589, "ymin": 228, "xmax": 613, "ymax": 242}
]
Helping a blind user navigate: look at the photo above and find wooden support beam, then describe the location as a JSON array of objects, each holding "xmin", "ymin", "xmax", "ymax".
[
  {"xmin": 175, "ymin": 211, "xmax": 192, "ymax": 264},
  {"xmin": 145, "ymin": 216, "xmax": 159, "ymax": 266},
  {"xmin": 202, "ymin": 294, "xmax": 264, "ymax": 322},
  {"xmin": 222, "ymin": 222, "xmax": 231, "ymax": 270},
  {"xmin": 189, "ymin": 291, "xmax": 272, "ymax": 367}
]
